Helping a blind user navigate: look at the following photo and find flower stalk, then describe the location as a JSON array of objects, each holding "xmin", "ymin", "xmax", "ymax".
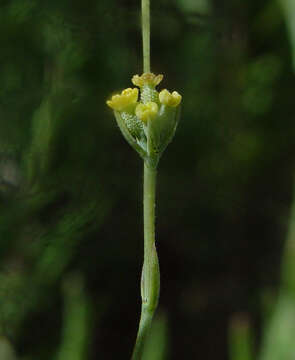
[
  {"xmin": 106, "ymin": 0, "xmax": 182, "ymax": 358},
  {"xmin": 142, "ymin": 0, "xmax": 150, "ymax": 73},
  {"xmin": 132, "ymin": 163, "xmax": 159, "ymax": 359}
]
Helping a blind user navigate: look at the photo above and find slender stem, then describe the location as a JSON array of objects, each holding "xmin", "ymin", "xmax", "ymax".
[
  {"xmin": 132, "ymin": 1, "xmax": 157, "ymax": 358},
  {"xmin": 142, "ymin": 0, "xmax": 150, "ymax": 72},
  {"xmin": 131, "ymin": 163, "xmax": 160, "ymax": 359}
]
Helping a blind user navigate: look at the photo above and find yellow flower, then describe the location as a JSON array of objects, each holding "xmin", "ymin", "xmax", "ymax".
[
  {"xmin": 132, "ymin": 73, "xmax": 163, "ymax": 88},
  {"xmin": 159, "ymin": 89, "xmax": 182, "ymax": 107},
  {"xmin": 106, "ymin": 88, "xmax": 139, "ymax": 111},
  {"xmin": 135, "ymin": 102, "xmax": 158, "ymax": 122}
]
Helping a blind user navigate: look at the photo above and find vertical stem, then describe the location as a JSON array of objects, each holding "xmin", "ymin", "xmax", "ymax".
[
  {"xmin": 131, "ymin": 163, "xmax": 160, "ymax": 359},
  {"xmin": 132, "ymin": 1, "xmax": 158, "ymax": 358},
  {"xmin": 142, "ymin": 0, "xmax": 150, "ymax": 72}
]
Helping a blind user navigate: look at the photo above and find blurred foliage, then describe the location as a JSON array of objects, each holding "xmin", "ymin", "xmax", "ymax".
[
  {"xmin": 279, "ymin": 0, "xmax": 295, "ymax": 70},
  {"xmin": 0, "ymin": 0, "xmax": 295, "ymax": 359},
  {"xmin": 229, "ymin": 314, "xmax": 253, "ymax": 360},
  {"xmin": 259, "ymin": 182, "xmax": 295, "ymax": 360},
  {"xmin": 55, "ymin": 273, "xmax": 93, "ymax": 360}
]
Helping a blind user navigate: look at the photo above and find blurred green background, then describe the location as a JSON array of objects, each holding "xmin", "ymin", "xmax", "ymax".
[{"xmin": 1, "ymin": 0, "xmax": 295, "ymax": 359}]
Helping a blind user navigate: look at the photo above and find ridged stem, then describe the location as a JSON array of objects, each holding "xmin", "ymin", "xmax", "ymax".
[
  {"xmin": 131, "ymin": 163, "xmax": 160, "ymax": 359},
  {"xmin": 142, "ymin": 0, "xmax": 150, "ymax": 73},
  {"xmin": 132, "ymin": 1, "xmax": 160, "ymax": 358}
]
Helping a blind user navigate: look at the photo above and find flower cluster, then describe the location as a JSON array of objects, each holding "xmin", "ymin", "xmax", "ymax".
[{"xmin": 107, "ymin": 73, "xmax": 182, "ymax": 167}]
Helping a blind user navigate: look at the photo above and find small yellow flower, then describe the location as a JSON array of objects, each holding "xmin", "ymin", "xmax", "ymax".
[
  {"xmin": 135, "ymin": 102, "xmax": 158, "ymax": 122},
  {"xmin": 132, "ymin": 73, "xmax": 163, "ymax": 88},
  {"xmin": 159, "ymin": 89, "xmax": 182, "ymax": 107},
  {"xmin": 106, "ymin": 88, "xmax": 139, "ymax": 111}
]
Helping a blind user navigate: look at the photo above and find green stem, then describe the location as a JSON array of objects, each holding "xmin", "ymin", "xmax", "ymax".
[
  {"xmin": 142, "ymin": 0, "xmax": 150, "ymax": 72},
  {"xmin": 131, "ymin": 1, "xmax": 158, "ymax": 358},
  {"xmin": 131, "ymin": 163, "xmax": 160, "ymax": 359}
]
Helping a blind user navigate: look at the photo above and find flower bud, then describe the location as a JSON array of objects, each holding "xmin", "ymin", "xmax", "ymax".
[
  {"xmin": 132, "ymin": 73, "xmax": 163, "ymax": 88},
  {"xmin": 135, "ymin": 102, "xmax": 158, "ymax": 123},
  {"xmin": 159, "ymin": 89, "xmax": 182, "ymax": 107},
  {"xmin": 106, "ymin": 88, "xmax": 139, "ymax": 111}
]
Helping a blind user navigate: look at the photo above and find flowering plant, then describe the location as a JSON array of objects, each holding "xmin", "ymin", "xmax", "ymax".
[
  {"xmin": 107, "ymin": 73, "xmax": 182, "ymax": 169},
  {"xmin": 106, "ymin": 1, "xmax": 182, "ymax": 358}
]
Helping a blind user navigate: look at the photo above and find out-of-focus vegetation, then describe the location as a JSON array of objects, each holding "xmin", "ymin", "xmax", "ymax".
[
  {"xmin": 1, "ymin": 0, "xmax": 295, "ymax": 359},
  {"xmin": 258, "ymin": 183, "xmax": 295, "ymax": 360}
]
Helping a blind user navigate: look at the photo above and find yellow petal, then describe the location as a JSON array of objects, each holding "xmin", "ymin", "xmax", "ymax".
[
  {"xmin": 132, "ymin": 73, "xmax": 163, "ymax": 88},
  {"xmin": 135, "ymin": 102, "xmax": 159, "ymax": 122},
  {"xmin": 106, "ymin": 88, "xmax": 139, "ymax": 111},
  {"xmin": 159, "ymin": 89, "xmax": 182, "ymax": 107}
]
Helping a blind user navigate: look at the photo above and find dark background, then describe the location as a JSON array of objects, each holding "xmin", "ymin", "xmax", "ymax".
[{"xmin": 0, "ymin": 0, "xmax": 295, "ymax": 359}]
